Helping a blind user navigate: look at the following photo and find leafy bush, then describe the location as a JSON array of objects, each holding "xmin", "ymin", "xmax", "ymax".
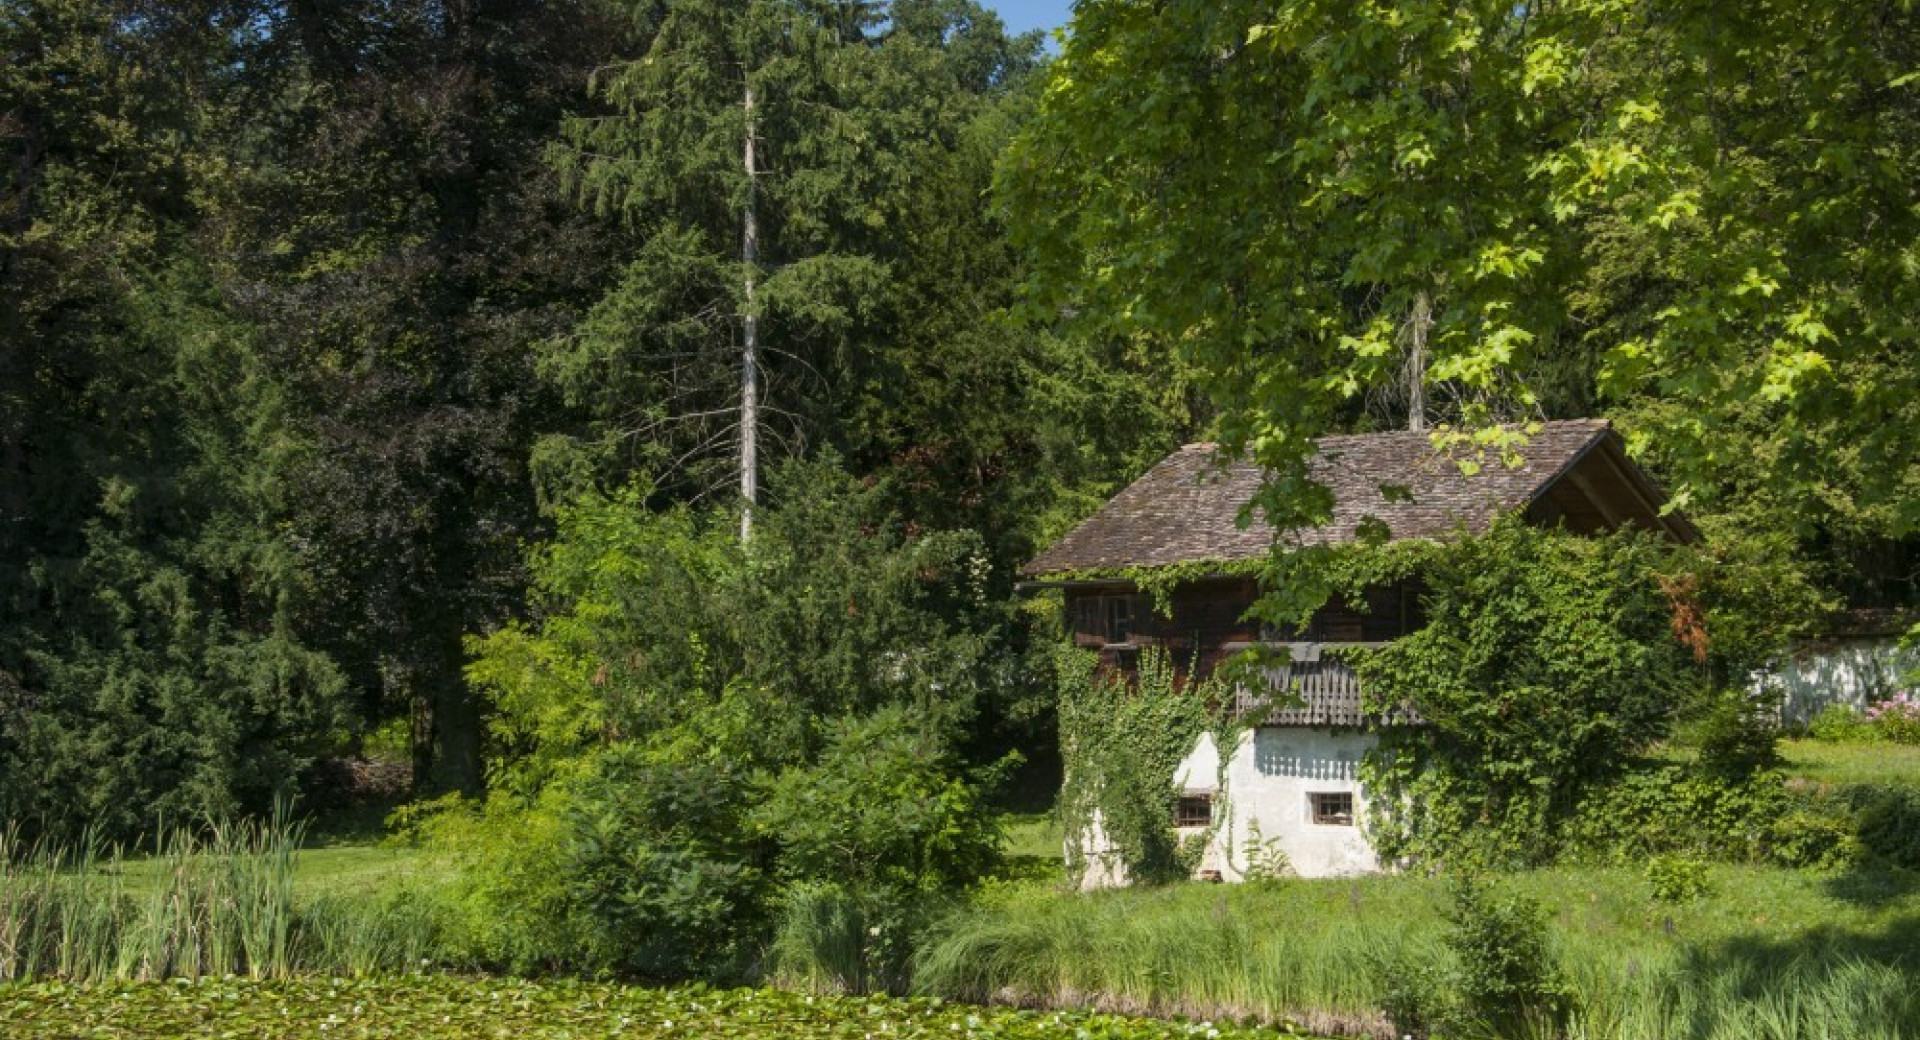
[
  {"xmin": 1354, "ymin": 522, "xmax": 1693, "ymax": 868},
  {"xmin": 1347, "ymin": 519, "xmax": 1819, "ymax": 869},
  {"xmin": 1852, "ymin": 785, "xmax": 1920, "ymax": 870},
  {"xmin": 436, "ymin": 461, "xmax": 1010, "ymax": 982},
  {"xmin": 1807, "ymin": 704, "xmax": 1881, "ymax": 743},
  {"xmin": 1565, "ymin": 764, "xmax": 1787, "ymax": 864},
  {"xmin": 1438, "ymin": 877, "xmax": 1570, "ymax": 1039},
  {"xmin": 1766, "ymin": 798, "xmax": 1866, "ymax": 871},
  {"xmin": 1678, "ymin": 685, "xmax": 1784, "ymax": 778},
  {"xmin": 1645, "ymin": 855, "xmax": 1713, "ymax": 903},
  {"xmin": 1867, "ymin": 691, "xmax": 1920, "ymax": 745},
  {"xmin": 756, "ymin": 707, "xmax": 1003, "ymax": 993}
]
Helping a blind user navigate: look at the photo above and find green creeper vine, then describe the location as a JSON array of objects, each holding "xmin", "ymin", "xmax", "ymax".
[
  {"xmin": 1055, "ymin": 645, "xmax": 1244, "ymax": 886},
  {"xmin": 1041, "ymin": 558, "xmax": 1265, "ymax": 618},
  {"xmin": 1345, "ymin": 519, "xmax": 1800, "ymax": 869}
]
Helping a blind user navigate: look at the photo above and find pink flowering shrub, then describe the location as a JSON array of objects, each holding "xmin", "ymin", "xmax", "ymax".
[{"xmin": 1866, "ymin": 691, "xmax": 1920, "ymax": 745}]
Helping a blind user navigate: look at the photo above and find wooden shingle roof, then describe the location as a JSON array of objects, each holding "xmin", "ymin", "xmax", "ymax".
[{"xmin": 1023, "ymin": 419, "xmax": 1694, "ymax": 577}]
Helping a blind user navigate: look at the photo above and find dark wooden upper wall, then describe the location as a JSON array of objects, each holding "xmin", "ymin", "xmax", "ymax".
[{"xmin": 1064, "ymin": 578, "xmax": 1422, "ymax": 675}]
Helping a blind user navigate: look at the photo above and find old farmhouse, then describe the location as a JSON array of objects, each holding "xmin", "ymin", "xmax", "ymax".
[{"xmin": 1021, "ymin": 419, "xmax": 1697, "ymax": 882}]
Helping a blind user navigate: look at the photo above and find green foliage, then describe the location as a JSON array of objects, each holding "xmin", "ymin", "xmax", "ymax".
[
  {"xmin": 1566, "ymin": 766, "xmax": 1789, "ymax": 866},
  {"xmin": 1764, "ymin": 803, "xmax": 1864, "ymax": 872},
  {"xmin": 394, "ymin": 793, "xmax": 585, "ymax": 974},
  {"xmin": 1002, "ymin": 0, "xmax": 1920, "ymax": 562},
  {"xmin": 755, "ymin": 708, "xmax": 1003, "ymax": 994},
  {"xmin": 1850, "ymin": 786, "xmax": 1920, "ymax": 871},
  {"xmin": 0, "ymin": 0, "xmax": 1197, "ymax": 845},
  {"xmin": 1355, "ymin": 522, "xmax": 1694, "ymax": 868},
  {"xmin": 1645, "ymin": 856, "xmax": 1714, "ymax": 904},
  {"xmin": 1438, "ymin": 877, "xmax": 1570, "ymax": 1040},
  {"xmin": 1677, "ymin": 686, "xmax": 1785, "ymax": 780},
  {"xmin": 1343, "ymin": 519, "xmax": 1821, "ymax": 869},
  {"xmin": 0, "ymin": 0, "xmax": 620, "ymax": 827},
  {"xmin": 540, "ymin": 0, "xmax": 1140, "ymax": 572},
  {"xmin": 757, "ymin": 708, "xmax": 1003, "ymax": 898},
  {"xmin": 1807, "ymin": 705, "xmax": 1882, "ymax": 744},
  {"xmin": 0, "ymin": 976, "xmax": 1337, "ymax": 1040},
  {"xmin": 442, "ymin": 461, "xmax": 1009, "ymax": 980},
  {"xmin": 1056, "ymin": 648, "xmax": 1225, "ymax": 887}
]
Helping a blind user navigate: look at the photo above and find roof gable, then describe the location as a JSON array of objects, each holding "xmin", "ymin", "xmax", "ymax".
[{"xmin": 1022, "ymin": 419, "xmax": 1694, "ymax": 577}]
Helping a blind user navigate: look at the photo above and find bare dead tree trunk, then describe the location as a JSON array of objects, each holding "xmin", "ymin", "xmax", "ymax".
[
  {"xmin": 739, "ymin": 78, "xmax": 761, "ymax": 542},
  {"xmin": 1406, "ymin": 289, "xmax": 1431, "ymax": 432}
]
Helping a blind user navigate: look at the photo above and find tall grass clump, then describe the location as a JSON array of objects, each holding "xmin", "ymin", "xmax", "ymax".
[
  {"xmin": 916, "ymin": 868, "xmax": 1920, "ymax": 1040},
  {"xmin": 0, "ymin": 824, "xmax": 121, "ymax": 982},
  {"xmin": 916, "ymin": 879, "xmax": 1436, "ymax": 1038},
  {"xmin": 1, "ymin": 812, "xmax": 455, "ymax": 984},
  {"xmin": 111, "ymin": 811, "xmax": 305, "ymax": 980}
]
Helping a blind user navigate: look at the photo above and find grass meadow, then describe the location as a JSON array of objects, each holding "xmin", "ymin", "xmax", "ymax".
[
  {"xmin": 5, "ymin": 736, "xmax": 1917, "ymax": 1039},
  {"xmin": 1778, "ymin": 737, "xmax": 1920, "ymax": 788},
  {"xmin": 0, "ymin": 817, "xmax": 455, "ymax": 984},
  {"xmin": 916, "ymin": 862, "xmax": 1920, "ymax": 1040}
]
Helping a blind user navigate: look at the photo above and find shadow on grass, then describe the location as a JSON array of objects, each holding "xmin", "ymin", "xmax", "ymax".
[
  {"xmin": 1822, "ymin": 860, "xmax": 1920, "ymax": 908},
  {"xmin": 1652, "ymin": 865, "xmax": 1920, "ymax": 1038}
]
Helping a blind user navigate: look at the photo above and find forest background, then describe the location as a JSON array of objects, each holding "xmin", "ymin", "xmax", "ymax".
[{"xmin": 2, "ymin": 0, "xmax": 1916, "ymax": 931}]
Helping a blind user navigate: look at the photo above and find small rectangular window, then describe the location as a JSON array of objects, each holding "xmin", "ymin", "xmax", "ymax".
[
  {"xmin": 1106, "ymin": 596, "xmax": 1138, "ymax": 644},
  {"xmin": 1175, "ymin": 793, "xmax": 1214, "ymax": 828},
  {"xmin": 1309, "ymin": 792, "xmax": 1354, "ymax": 826}
]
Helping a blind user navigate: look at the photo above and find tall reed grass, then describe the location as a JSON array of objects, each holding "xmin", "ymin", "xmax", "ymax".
[
  {"xmin": 0, "ymin": 814, "xmax": 455, "ymax": 984},
  {"xmin": 914, "ymin": 869, "xmax": 1920, "ymax": 1040}
]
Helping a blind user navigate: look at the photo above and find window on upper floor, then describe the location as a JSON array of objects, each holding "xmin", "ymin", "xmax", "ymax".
[{"xmin": 1070, "ymin": 592, "xmax": 1150, "ymax": 645}]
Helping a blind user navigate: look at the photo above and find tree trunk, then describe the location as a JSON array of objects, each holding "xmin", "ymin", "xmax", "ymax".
[
  {"xmin": 1406, "ymin": 289, "xmax": 1431, "ymax": 432},
  {"xmin": 405, "ymin": 638, "xmax": 485, "ymax": 797},
  {"xmin": 739, "ymin": 78, "xmax": 760, "ymax": 542}
]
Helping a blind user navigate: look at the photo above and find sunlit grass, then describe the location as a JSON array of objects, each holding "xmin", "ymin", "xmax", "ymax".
[
  {"xmin": 1, "ymin": 820, "xmax": 456, "ymax": 984},
  {"xmin": 1779, "ymin": 738, "xmax": 1920, "ymax": 788},
  {"xmin": 919, "ymin": 864, "xmax": 1920, "ymax": 1039},
  {"xmin": 98, "ymin": 842, "xmax": 447, "ymax": 901}
]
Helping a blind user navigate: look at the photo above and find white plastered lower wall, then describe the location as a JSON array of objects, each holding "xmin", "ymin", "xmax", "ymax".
[
  {"xmin": 1077, "ymin": 726, "xmax": 1381, "ymax": 886},
  {"xmin": 1766, "ymin": 637, "xmax": 1918, "ymax": 725}
]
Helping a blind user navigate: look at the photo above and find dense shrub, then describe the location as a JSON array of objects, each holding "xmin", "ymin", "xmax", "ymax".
[
  {"xmin": 1850, "ymin": 785, "xmax": 1920, "ymax": 870},
  {"xmin": 1439, "ymin": 878, "xmax": 1570, "ymax": 1040},
  {"xmin": 1353, "ymin": 522, "xmax": 1693, "ymax": 868},
  {"xmin": 757, "ymin": 707, "xmax": 1003, "ymax": 993},
  {"xmin": 424, "ymin": 461, "xmax": 1009, "ymax": 981},
  {"xmin": 1867, "ymin": 691, "xmax": 1920, "ymax": 744},
  {"xmin": 1563, "ymin": 765, "xmax": 1785, "ymax": 864},
  {"xmin": 1349, "ymin": 519, "xmax": 1818, "ymax": 869},
  {"xmin": 1766, "ymin": 803, "xmax": 1866, "ymax": 870},
  {"xmin": 1807, "ymin": 704, "xmax": 1881, "ymax": 743},
  {"xmin": 1645, "ymin": 855, "xmax": 1714, "ymax": 903}
]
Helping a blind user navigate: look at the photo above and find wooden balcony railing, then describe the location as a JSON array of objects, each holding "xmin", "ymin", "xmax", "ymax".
[{"xmin": 1220, "ymin": 641, "xmax": 1410, "ymax": 726}]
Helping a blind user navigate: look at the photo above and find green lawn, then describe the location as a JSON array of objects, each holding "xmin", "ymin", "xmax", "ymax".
[
  {"xmin": 1779, "ymin": 737, "xmax": 1920, "ymax": 788},
  {"xmin": 96, "ymin": 842, "xmax": 449, "ymax": 901},
  {"xmin": 0, "ymin": 976, "xmax": 1333, "ymax": 1040},
  {"xmin": 920, "ymin": 862, "xmax": 1920, "ymax": 1039}
]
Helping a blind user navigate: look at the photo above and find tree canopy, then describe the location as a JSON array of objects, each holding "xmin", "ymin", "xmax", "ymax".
[{"xmin": 1002, "ymin": 0, "xmax": 1920, "ymax": 555}]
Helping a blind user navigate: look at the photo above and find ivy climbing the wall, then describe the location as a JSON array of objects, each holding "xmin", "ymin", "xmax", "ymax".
[
  {"xmin": 1346, "ymin": 518, "xmax": 1823, "ymax": 870},
  {"xmin": 1056, "ymin": 647, "xmax": 1238, "ymax": 886}
]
